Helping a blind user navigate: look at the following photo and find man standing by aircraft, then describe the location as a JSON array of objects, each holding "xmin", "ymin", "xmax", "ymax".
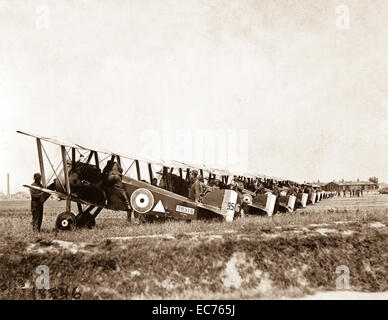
[
  {"xmin": 272, "ymin": 182, "xmax": 281, "ymax": 196},
  {"xmin": 103, "ymin": 160, "xmax": 134, "ymax": 222},
  {"xmin": 211, "ymin": 179, "xmax": 221, "ymax": 191},
  {"xmin": 188, "ymin": 170, "xmax": 201, "ymax": 202},
  {"xmin": 254, "ymin": 181, "xmax": 265, "ymax": 195},
  {"xmin": 30, "ymin": 173, "xmax": 45, "ymax": 232},
  {"xmin": 288, "ymin": 183, "xmax": 298, "ymax": 196},
  {"xmin": 197, "ymin": 174, "xmax": 206, "ymax": 195}
]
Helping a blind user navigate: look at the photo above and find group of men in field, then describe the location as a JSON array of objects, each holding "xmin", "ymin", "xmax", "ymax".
[{"xmin": 338, "ymin": 188, "xmax": 364, "ymax": 197}]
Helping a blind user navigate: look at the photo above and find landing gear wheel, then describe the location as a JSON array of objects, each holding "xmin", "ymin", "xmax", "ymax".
[
  {"xmin": 86, "ymin": 216, "xmax": 96, "ymax": 229},
  {"xmin": 55, "ymin": 212, "xmax": 77, "ymax": 231},
  {"xmin": 76, "ymin": 213, "xmax": 96, "ymax": 229}
]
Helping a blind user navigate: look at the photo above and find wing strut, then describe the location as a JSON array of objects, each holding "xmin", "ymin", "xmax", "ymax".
[
  {"xmin": 94, "ymin": 151, "xmax": 99, "ymax": 169},
  {"xmin": 72, "ymin": 148, "xmax": 76, "ymax": 165},
  {"xmin": 36, "ymin": 138, "xmax": 47, "ymax": 188},
  {"xmin": 135, "ymin": 160, "xmax": 141, "ymax": 180},
  {"xmin": 42, "ymin": 144, "xmax": 66, "ymax": 192},
  {"xmin": 148, "ymin": 163, "xmax": 153, "ymax": 182},
  {"xmin": 61, "ymin": 145, "xmax": 71, "ymax": 212}
]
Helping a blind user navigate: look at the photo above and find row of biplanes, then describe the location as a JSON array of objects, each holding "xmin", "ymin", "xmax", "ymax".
[{"xmin": 18, "ymin": 131, "xmax": 335, "ymax": 231}]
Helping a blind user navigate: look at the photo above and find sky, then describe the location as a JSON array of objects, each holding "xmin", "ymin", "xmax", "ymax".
[{"xmin": 0, "ymin": 0, "xmax": 387, "ymax": 193}]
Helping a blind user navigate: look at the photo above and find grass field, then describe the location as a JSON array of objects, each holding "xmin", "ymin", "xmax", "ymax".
[{"xmin": 0, "ymin": 193, "xmax": 387, "ymax": 299}]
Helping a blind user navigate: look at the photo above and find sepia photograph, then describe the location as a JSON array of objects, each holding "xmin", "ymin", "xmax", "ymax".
[{"xmin": 0, "ymin": 0, "xmax": 387, "ymax": 309}]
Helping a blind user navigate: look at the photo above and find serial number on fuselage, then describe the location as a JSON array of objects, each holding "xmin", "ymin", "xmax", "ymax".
[{"xmin": 176, "ymin": 205, "xmax": 195, "ymax": 215}]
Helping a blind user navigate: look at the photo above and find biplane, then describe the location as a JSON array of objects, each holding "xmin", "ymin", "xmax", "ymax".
[
  {"xmin": 17, "ymin": 131, "xmax": 242, "ymax": 231},
  {"xmin": 314, "ymin": 185, "xmax": 329, "ymax": 202},
  {"xmin": 234, "ymin": 173, "xmax": 338, "ymax": 215},
  {"xmin": 307, "ymin": 191, "xmax": 317, "ymax": 204},
  {"xmin": 218, "ymin": 172, "xmax": 302, "ymax": 216},
  {"xmin": 226, "ymin": 172, "xmax": 278, "ymax": 216},
  {"xmin": 296, "ymin": 192, "xmax": 309, "ymax": 208}
]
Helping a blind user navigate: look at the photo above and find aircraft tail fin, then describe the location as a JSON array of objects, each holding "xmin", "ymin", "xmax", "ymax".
[
  {"xmin": 287, "ymin": 195, "xmax": 296, "ymax": 212},
  {"xmin": 265, "ymin": 193, "xmax": 277, "ymax": 216},
  {"xmin": 301, "ymin": 193, "xmax": 308, "ymax": 207},
  {"xmin": 221, "ymin": 189, "xmax": 238, "ymax": 222}
]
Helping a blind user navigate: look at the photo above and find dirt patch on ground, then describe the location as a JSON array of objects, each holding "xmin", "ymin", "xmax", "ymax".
[
  {"xmin": 369, "ymin": 222, "xmax": 386, "ymax": 228},
  {"xmin": 108, "ymin": 234, "xmax": 176, "ymax": 241},
  {"xmin": 26, "ymin": 240, "xmax": 93, "ymax": 255}
]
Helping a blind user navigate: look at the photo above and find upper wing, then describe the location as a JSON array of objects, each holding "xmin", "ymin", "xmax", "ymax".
[
  {"xmin": 17, "ymin": 130, "xmax": 79, "ymax": 149},
  {"xmin": 17, "ymin": 130, "xmax": 298, "ymax": 183},
  {"xmin": 17, "ymin": 130, "xmax": 166, "ymax": 167}
]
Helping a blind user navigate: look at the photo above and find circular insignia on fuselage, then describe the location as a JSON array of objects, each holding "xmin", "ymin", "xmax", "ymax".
[
  {"xmin": 130, "ymin": 188, "xmax": 154, "ymax": 213},
  {"xmin": 242, "ymin": 194, "xmax": 252, "ymax": 204}
]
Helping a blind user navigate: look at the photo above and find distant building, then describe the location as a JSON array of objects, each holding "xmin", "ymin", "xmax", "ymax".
[
  {"xmin": 323, "ymin": 180, "xmax": 378, "ymax": 192},
  {"xmin": 12, "ymin": 191, "xmax": 30, "ymax": 200},
  {"xmin": 306, "ymin": 182, "xmax": 329, "ymax": 189},
  {"xmin": 0, "ymin": 191, "xmax": 30, "ymax": 200}
]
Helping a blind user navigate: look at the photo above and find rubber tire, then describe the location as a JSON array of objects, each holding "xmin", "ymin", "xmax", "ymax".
[
  {"xmin": 55, "ymin": 212, "xmax": 77, "ymax": 231},
  {"xmin": 86, "ymin": 216, "xmax": 96, "ymax": 229},
  {"xmin": 76, "ymin": 213, "xmax": 96, "ymax": 229}
]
